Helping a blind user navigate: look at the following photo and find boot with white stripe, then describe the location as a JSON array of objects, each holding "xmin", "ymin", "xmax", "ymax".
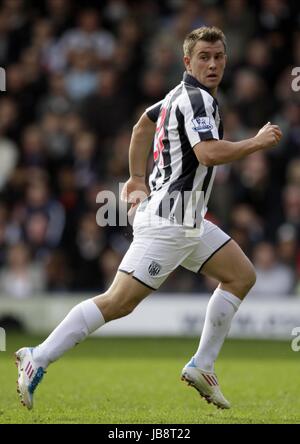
[
  {"xmin": 181, "ymin": 358, "xmax": 230, "ymax": 409},
  {"xmin": 15, "ymin": 347, "xmax": 45, "ymax": 410}
]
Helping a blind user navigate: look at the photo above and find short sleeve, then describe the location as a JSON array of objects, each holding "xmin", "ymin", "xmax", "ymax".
[
  {"xmin": 179, "ymin": 87, "xmax": 219, "ymax": 148},
  {"xmin": 146, "ymin": 100, "xmax": 164, "ymax": 123}
]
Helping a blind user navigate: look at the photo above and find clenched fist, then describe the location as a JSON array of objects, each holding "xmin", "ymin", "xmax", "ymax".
[{"xmin": 254, "ymin": 122, "xmax": 282, "ymax": 149}]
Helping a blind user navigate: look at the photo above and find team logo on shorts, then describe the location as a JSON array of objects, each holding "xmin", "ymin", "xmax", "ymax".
[{"xmin": 148, "ymin": 261, "xmax": 161, "ymax": 276}]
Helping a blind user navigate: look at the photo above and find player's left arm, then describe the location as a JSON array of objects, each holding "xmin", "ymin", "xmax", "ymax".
[
  {"xmin": 180, "ymin": 89, "xmax": 220, "ymax": 161},
  {"xmin": 180, "ymin": 89, "xmax": 282, "ymax": 166}
]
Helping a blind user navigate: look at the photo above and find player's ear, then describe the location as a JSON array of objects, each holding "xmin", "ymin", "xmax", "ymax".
[{"xmin": 183, "ymin": 55, "xmax": 191, "ymax": 72}]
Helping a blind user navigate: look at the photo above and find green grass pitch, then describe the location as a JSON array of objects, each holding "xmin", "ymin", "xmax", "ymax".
[{"xmin": 0, "ymin": 334, "xmax": 299, "ymax": 424}]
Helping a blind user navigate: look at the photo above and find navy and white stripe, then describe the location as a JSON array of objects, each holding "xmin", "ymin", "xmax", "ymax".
[{"xmin": 144, "ymin": 72, "xmax": 222, "ymax": 227}]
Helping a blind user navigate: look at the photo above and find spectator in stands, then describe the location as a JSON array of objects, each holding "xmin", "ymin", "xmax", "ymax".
[
  {"xmin": 71, "ymin": 212, "xmax": 106, "ymax": 291},
  {"xmin": 73, "ymin": 131, "xmax": 100, "ymax": 189},
  {"xmin": 0, "ymin": 221, "xmax": 8, "ymax": 267},
  {"xmin": 0, "ymin": 97, "xmax": 20, "ymax": 139},
  {"xmin": 276, "ymin": 223, "xmax": 299, "ymax": 268},
  {"xmin": 24, "ymin": 212, "xmax": 51, "ymax": 261},
  {"xmin": 31, "ymin": 18, "xmax": 56, "ymax": 71},
  {"xmin": 44, "ymin": 0, "xmax": 74, "ymax": 37},
  {"xmin": 80, "ymin": 66, "xmax": 132, "ymax": 143},
  {"xmin": 64, "ymin": 49, "xmax": 98, "ymax": 101},
  {"xmin": 48, "ymin": 8, "xmax": 115, "ymax": 72},
  {"xmin": 282, "ymin": 184, "xmax": 300, "ymax": 236},
  {"xmin": 40, "ymin": 111, "xmax": 70, "ymax": 162},
  {"xmin": 230, "ymin": 204, "xmax": 264, "ymax": 247},
  {"xmin": 38, "ymin": 72, "xmax": 73, "ymax": 116},
  {"xmin": 45, "ymin": 249, "xmax": 71, "ymax": 292},
  {"xmin": 20, "ymin": 125, "xmax": 47, "ymax": 168},
  {"xmin": 223, "ymin": 0, "xmax": 254, "ymax": 67},
  {"xmin": 250, "ymin": 242, "xmax": 295, "ymax": 297},
  {"xmin": 138, "ymin": 68, "xmax": 168, "ymax": 105},
  {"xmin": 98, "ymin": 247, "xmax": 122, "ymax": 289},
  {"xmin": 63, "ymin": 112, "xmax": 85, "ymax": 140},
  {"xmin": 0, "ymin": 134, "xmax": 18, "ymax": 191},
  {"xmin": 232, "ymin": 69, "xmax": 274, "ymax": 128},
  {"xmin": 23, "ymin": 175, "xmax": 65, "ymax": 248},
  {"xmin": 0, "ymin": 9, "xmax": 11, "ymax": 65},
  {"xmin": 0, "ymin": 242, "xmax": 46, "ymax": 299}
]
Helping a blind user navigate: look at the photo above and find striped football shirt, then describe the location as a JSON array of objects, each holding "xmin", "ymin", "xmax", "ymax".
[{"xmin": 139, "ymin": 71, "xmax": 223, "ymax": 228}]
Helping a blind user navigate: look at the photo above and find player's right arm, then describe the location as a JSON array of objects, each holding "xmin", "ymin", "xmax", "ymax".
[
  {"xmin": 121, "ymin": 100, "xmax": 163, "ymax": 209},
  {"xmin": 193, "ymin": 122, "xmax": 282, "ymax": 166},
  {"xmin": 121, "ymin": 112, "xmax": 155, "ymax": 206}
]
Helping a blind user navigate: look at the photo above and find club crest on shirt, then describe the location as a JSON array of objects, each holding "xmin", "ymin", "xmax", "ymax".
[
  {"xmin": 148, "ymin": 261, "xmax": 161, "ymax": 276},
  {"xmin": 191, "ymin": 116, "xmax": 213, "ymax": 132}
]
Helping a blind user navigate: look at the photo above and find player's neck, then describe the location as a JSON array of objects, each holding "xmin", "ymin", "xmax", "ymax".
[{"xmin": 211, "ymin": 87, "xmax": 218, "ymax": 97}]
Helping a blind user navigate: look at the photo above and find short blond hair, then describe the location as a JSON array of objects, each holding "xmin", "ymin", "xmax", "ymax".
[{"xmin": 183, "ymin": 26, "xmax": 226, "ymax": 57}]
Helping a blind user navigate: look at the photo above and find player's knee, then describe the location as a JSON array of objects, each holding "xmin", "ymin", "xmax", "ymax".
[
  {"xmin": 249, "ymin": 267, "xmax": 257, "ymax": 288},
  {"xmin": 227, "ymin": 265, "xmax": 256, "ymax": 298},
  {"xmin": 241, "ymin": 266, "xmax": 256, "ymax": 294},
  {"xmin": 116, "ymin": 299, "xmax": 136, "ymax": 318},
  {"xmin": 105, "ymin": 294, "xmax": 138, "ymax": 321}
]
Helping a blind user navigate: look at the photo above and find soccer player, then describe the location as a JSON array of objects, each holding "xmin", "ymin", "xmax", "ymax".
[{"xmin": 16, "ymin": 26, "xmax": 282, "ymax": 410}]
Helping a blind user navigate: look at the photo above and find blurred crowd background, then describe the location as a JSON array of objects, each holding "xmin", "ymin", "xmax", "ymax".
[{"xmin": 0, "ymin": 0, "xmax": 299, "ymax": 298}]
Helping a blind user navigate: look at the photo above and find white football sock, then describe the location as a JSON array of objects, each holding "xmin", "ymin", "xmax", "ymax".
[
  {"xmin": 193, "ymin": 288, "xmax": 242, "ymax": 372},
  {"xmin": 32, "ymin": 299, "xmax": 105, "ymax": 369}
]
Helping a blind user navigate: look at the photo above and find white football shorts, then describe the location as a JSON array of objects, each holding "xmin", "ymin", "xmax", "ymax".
[{"xmin": 118, "ymin": 213, "xmax": 231, "ymax": 291}]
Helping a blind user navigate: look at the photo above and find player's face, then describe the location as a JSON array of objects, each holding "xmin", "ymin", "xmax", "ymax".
[{"xmin": 184, "ymin": 40, "xmax": 226, "ymax": 95}]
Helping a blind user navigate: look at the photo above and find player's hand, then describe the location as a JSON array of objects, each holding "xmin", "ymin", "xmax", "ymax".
[
  {"xmin": 121, "ymin": 176, "xmax": 149, "ymax": 217},
  {"xmin": 254, "ymin": 122, "xmax": 283, "ymax": 149}
]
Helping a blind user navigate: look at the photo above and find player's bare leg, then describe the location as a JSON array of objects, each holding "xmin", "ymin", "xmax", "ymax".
[
  {"xmin": 181, "ymin": 239, "xmax": 256, "ymax": 409},
  {"xmin": 15, "ymin": 272, "xmax": 151, "ymax": 409},
  {"xmin": 93, "ymin": 271, "xmax": 152, "ymax": 321},
  {"xmin": 200, "ymin": 239, "xmax": 256, "ymax": 300}
]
